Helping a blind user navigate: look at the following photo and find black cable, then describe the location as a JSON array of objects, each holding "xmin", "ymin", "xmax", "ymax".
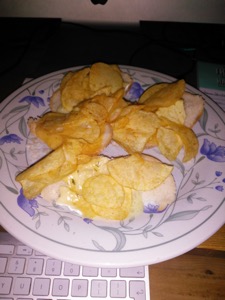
[{"xmin": 0, "ymin": 19, "xmax": 224, "ymax": 80}]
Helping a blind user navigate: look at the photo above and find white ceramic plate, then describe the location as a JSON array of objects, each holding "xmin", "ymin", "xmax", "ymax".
[{"xmin": 0, "ymin": 65, "xmax": 225, "ymax": 267}]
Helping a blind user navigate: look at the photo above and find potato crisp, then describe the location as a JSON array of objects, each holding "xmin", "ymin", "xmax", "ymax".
[{"xmin": 16, "ymin": 62, "xmax": 204, "ymax": 221}]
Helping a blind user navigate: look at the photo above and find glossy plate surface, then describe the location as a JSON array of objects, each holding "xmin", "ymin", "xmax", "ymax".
[{"xmin": 0, "ymin": 65, "xmax": 225, "ymax": 267}]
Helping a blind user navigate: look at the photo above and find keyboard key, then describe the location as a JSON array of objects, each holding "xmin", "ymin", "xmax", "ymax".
[
  {"xmin": 45, "ymin": 259, "xmax": 62, "ymax": 276},
  {"xmin": 101, "ymin": 267, "xmax": 117, "ymax": 277},
  {"xmin": 16, "ymin": 245, "xmax": 33, "ymax": 256},
  {"xmin": 82, "ymin": 266, "xmax": 98, "ymax": 277},
  {"xmin": 120, "ymin": 266, "xmax": 145, "ymax": 278},
  {"xmin": 0, "ymin": 257, "xmax": 7, "ymax": 273},
  {"xmin": 13, "ymin": 277, "xmax": 31, "ymax": 295},
  {"xmin": 91, "ymin": 280, "xmax": 107, "ymax": 297},
  {"xmin": 0, "ymin": 276, "xmax": 13, "ymax": 295},
  {"xmin": 35, "ymin": 299, "xmax": 52, "ymax": 300},
  {"xmin": 34, "ymin": 250, "xmax": 46, "ymax": 256},
  {"xmin": 52, "ymin": 278, "xmax": 69, "ymax": 296},
  {"xmin": 129, "ymin": 280, "xmax": 146, "ymax": 300},
  {"xmin": 8, "ymin": 258, "xmax": 26, "ymax": 274},
  {"xmin": 71, "ymin": 279, "xmax": 88, "ymax": 297},
  {"xmin": 33, "ymin": 278, "xmax": 50, "ymax": 296},
  {"xmin": 0, "ymin": 245, "xmax": 14, "ymax": 255},
  {"xmin": 110, "ymin": 280, "xmax": 126, "ymax": 298},
  {"xmin": 26, "ymin": 258, "xmax": 44, "ymax": 275},
  {"xmin": 63, "ymin": 263, "xmax": 80, "ymax": 276}
]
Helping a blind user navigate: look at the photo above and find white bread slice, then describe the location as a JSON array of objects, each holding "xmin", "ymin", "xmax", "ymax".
[
  {"xmin": 183, "ymin": 92, "xmax": 204, "ymax": 128},
  {"xmin": 138, "ymin": 175, "xmax": 176, "ymax": 211},
  {"xmin": 81, "ymin": 123, "xmax": 113, "ymax": 155},
  {"xmin": 41, "ymin": 153, "xmax": 176, "ymax": 219},
  {"xmin": 49, "ymin": 89, "xmax": 69, "ymax": 113},
  {"xmin": 140, "ymin": 154, "xmax": 177, "ymax": 211},
  {"xmin": 27, "ymin": 117, "xmax": 37, "ymax": 135},
  {"xmin": 137, "ymin": 154, "xmax": 176, "ymax": 211},
  {"xmin": 49, "ymin": 89, "xmax": 61, "ymax": 112},
  {"xmin": 121, "ymin": 71, "xmax": 133, "ymax": 93}
]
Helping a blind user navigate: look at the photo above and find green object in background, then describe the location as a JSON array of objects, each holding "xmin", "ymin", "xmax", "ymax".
[{"xmin": 198, "ymin": 61, "xmax": 225, "ymax": 91}]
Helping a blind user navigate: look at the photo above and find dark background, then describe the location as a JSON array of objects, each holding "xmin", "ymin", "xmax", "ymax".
[{"xmin": 0, "ymin": 18, "xmax": 225, "ymax": 102}]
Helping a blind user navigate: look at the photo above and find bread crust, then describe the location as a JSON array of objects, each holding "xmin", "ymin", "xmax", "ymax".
[{"xmin": 183, "ymin": 92, "xmax": 204, "ymax": 128}]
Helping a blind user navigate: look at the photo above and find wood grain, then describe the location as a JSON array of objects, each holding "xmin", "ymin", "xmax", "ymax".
[
  {"xmin": 197, "ymin": 224, "xmax": 225, "ymax": 251},
  {"xmin": 150, "ymin": 253, "xmax": 225, "ymax": 299}
]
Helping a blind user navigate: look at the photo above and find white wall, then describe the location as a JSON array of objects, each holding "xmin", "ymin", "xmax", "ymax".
[{"xmin": 0, "ymin": 0, "xmax": 225, "ymax": 25}]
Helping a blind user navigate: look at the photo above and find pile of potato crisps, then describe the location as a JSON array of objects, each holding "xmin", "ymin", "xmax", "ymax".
[
  {"xmin": 16, "ymin": 62, "xmax": 202, "ymax": 220},
  {"xmin": 41, "ymin": 153, "xmax": 173, "ymax": 220}
]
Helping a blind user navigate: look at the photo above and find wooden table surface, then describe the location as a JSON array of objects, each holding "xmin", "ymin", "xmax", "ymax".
[
  {"xmin": 150, "ymin": 224, "xmax": 225, "ymax": 299},
  {"xmin": 1, "ymin": 223, "xmax": 225, "ymax": 299}
]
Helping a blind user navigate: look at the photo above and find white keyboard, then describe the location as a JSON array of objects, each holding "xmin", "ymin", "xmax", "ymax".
[{"xmin": 0, "ymin": 232, "xmax": 150, "ymax": 300}]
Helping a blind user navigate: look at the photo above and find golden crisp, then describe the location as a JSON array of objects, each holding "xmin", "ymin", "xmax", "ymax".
[
  {"xmin": 156, "ymin": 100, "xmax": 186, "ymax": 125},
  {"xmin": 112, "ymin": 129, "xmax": 151, "ymax": 153},
  {"xmin": 160, "ymin": 117, "xmax": 199, "ymax": 162},
  {"xmin": 91, "ymin": 89, "xmax": 129, "ymax": 123},
  {"xmin": 112, "ymin": 107, "xmax": 161, "ymax": 153},
  {"xmin": 77, "ymin": 101, "xmax": 108, "ymax": 124},
  {"xmin": 81, "ymin": 123, "xmax": 113, "ymax": 156},
  {"xmin": 55, "ymin": 62, "xmax": 130, "ymax": 113},
  {"xmin": 89, "ymin": 62, "xmax": 124, "ymax": 94},
  {"xmin": 16, "ymin": 140, "xmax": 81, "ymax": 199},
  {"xmin": 57, "ymin": 186, "xmax": 97, "ymax": 219},
  {"xmin": 140, "ymin": 79, "xmax": 185, "ymax": 111},
  {"xmin": 83, "ymin": 174, "xmax": 125, "ymax": 208},
  {"xmin": 91, "ymin": 187, "xmax": 132, "ymax": 220},
  {"xmin": 139, "ymin": 82, "xmax": 169, "ymax": 103},
  {"xmin": 29, "ymin": 102, "xmax": 109, "ymax": 150},
  {"xmin": 107, "ymin": 153, "xmax": 173, "ymax": 191},
  {"xmin": 61, "ymin": 67, "xmax": 91, "ymax": 112},
  {"xmin": 156, "ymin": 127, "xmax": 183, "ymax": 161},
  {"xmin": 60, "ymin": 155, "xmax": 133, "ymax": 220},
  {"xmin": 65, "ymin": 155, "xmax": 110, "ymax": 193}
]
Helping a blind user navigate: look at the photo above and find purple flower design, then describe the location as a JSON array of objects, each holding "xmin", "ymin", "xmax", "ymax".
[
  {"xmin": 19, "ymin": 95, "xmax": 45, "ymax": 108},
  {"xmin": 200, "ymin": 139, "xmax": 225, "ymax": 162},
  {"xmin": 83, "ymin": 218, "xmax": 93, "ymax": 224},
  {"xmin": 126, "ymin": 82, "xmax": 144, "ymax": 101},
  {"xmin": 215, "ymin": 171, "xmax": 222, "ymax": 177},
  {"xmin": 215, "ymin": 185, "xmax": 224, "ymax": 192},
  {"xmin": 144, "ymin": 203, "xmax": 167, "ymax": 214},
  {"xmin": 0, "ymin": 134, "xmax": 23, "ymax": 145},
  {"xmin": 17, "ymin": 189, "xmax": 38, "ymax": 217}
]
